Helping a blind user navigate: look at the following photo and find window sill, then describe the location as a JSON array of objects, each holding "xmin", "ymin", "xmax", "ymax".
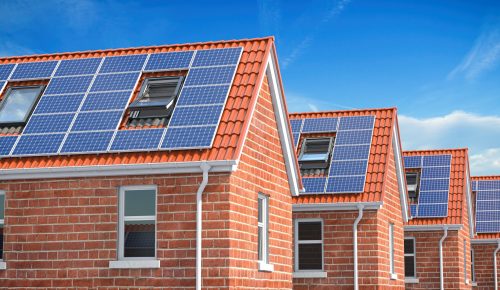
[
  {"xmin": 109, "ymin": 259, "xmax": 160, "ymax": 269},
  {"xmin": 390, "ymin": 273, "xmax": 398, "ymax": 280},
  {"xmin": 258, "ymin": 262, "xmax": 274, "ymax": 272},
  {"xmin": 0, "ymin": 261, "xmax": 5, "ymax": 270},
  {"xmin": 472, "ymin": 282, "xmax": 477, "ymax": 287},
  {"xmin": 405, "ymin": 277, "xmax": 419, "ymax": 284},
  {"xmin": 293, "ymin": 271, "xmax": 327, "ymax": 278}
]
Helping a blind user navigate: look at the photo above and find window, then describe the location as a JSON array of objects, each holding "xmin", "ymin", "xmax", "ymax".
[
  {"xmin": 295, "ymin": 219, "xmax": 323, "ymax": 272},
  {"xmin": 0, "ymin": 191, "xmax": 4, "ymax": 262},
  {"xmin": 128, "ymin": 77, "xmax": 183, "ymax": 120},
  {"xmin": 0, "ymin": 86, "xmax": 44, "ymax": 125},
  {"xmin": 463, "ymin": 239, "xmax": 467, "ymax": 283},
  {"xmin": 389, "ymin": 223, "xmax": 396, "ymax": 279},
  {"xmin": 118, "ymin": 186, "xmax": 156, "ymax": 259},
  {"xmin": 298, "ymin": 138, "xmax": 334, "ymax": 170},
  {"xmin": 404, "ymin": 238, "xmax": 416, "ymax": 278},
  {"xmin": 471, "ymin": 249, "xmax": 476, "ymax": 283},
  {"xmin": 406, "ymin": 172, "xmax": 420, "ymax": 202},
  {"xmin": 258, "ymin": 194, "xmax": 272, "ymax": 270}
]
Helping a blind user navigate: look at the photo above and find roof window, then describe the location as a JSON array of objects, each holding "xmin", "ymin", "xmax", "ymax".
[
  {"xmin": 406, "ymin": 172, "xmax": 420, "ymax": 203},
  {"xmin": 0, "ymin": 86, "xmax": 44, "ymax": 126},
  {"xmin": 298, "ymin": 138, "xmax": 334, "ymax": 170}
]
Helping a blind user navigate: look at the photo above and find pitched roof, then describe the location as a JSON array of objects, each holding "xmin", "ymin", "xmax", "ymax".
[
  {"xmin": 404, "ymin": 148, "xmax": 469, "ymax": 226},
  {"xmin": 291, "ymin": 107, "xmax": 397, "ymax": 204},
  {"xmin": 0, "ymin": 37, "xmax": 273, "ymax": 170},
  {"xmin": 471, "ymin": 175, "xmax": 500, "ymax": 239}
]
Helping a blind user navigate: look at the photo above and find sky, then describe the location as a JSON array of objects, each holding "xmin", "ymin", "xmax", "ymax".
[{"xmin": 0, "ymin": 0, "xmax": 500, "ymax": 175}]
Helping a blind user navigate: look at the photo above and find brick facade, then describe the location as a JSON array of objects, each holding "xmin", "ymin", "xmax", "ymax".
[{"xmin": 472, "ymin": 243, "xmax": 500, "ymax": 290}]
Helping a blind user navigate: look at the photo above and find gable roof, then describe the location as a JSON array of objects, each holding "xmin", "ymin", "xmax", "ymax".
[{"xmin": 471, "ymin": 175, "xmax": 500, "ymax": 239}]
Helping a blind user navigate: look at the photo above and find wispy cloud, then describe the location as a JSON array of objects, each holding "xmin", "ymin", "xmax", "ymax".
[
  {"xmin": 286, "ymin": 93, "xmax": 356, "ymax": 113},
  {"xmin": 258, "ymin": 0, "xmax": 282, "ymax": 36},
  {"xmin": 0, "ymin": 41, "xmax": 36, "ymax": 57}
]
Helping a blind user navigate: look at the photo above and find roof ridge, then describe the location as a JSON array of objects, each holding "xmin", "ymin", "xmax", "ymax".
[
  {"xmin": 289, "ymin": 107, "xmax": 397, "ymax": 116},
  {"xmin": 403, "ymin": 148, "xmax": 469, "ymax": 154},
  {"xmin": 471, "ymin": 175, "xmax": 500, "ymax": 180}
]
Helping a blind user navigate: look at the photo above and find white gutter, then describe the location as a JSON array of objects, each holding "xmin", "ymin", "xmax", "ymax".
[
  {"xmin": 495, "ymin": 241, "xmax": 500, "ymax": 290},
  {"xmin": 196, "ymin": 163, "xmax": 211, "ymax": 290},
  {"xmin": 0, "ymin": 160, "xmax": 237, "ymax": 180},
  {"xmin": 353, "ymin": 204, "xmax": 364, "ymax": 290},
  {"xmin": 439, "ymin": 226, "xmax": 448, "ymax": 290},
  {"xmin": 292, "ymin": 202, "xmax": 382, "ymax": 212},
  {"xmin": 465, "ymin": 165, "xmax": 474, "ymax": 238},
  {"xmin": 405, "ymin": 224, "xmax": 462, "ymax": 232},
  {"xmin": 471, "ymin": 239, "xmax": 500, "ymax": 244}
]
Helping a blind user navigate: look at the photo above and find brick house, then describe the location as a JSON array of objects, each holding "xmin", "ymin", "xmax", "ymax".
[
  {"xmin": 403, "ymin": 149, "xmax": 474, "ymax": 290},
  {"xmin": 0, "ymin": 37, "xmax": 303, "ymax": 289},
  {"xmin": 289, "ymin": 108, "xmax": 411, "ymax": 289},
  {"xmin": 470, "ymin": 176, "xmax": 500, "ymax": 290}
]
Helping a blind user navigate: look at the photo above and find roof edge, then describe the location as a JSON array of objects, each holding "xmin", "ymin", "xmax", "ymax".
[
  {"xmin": 289, "ymin": 107, "xmax": 397, "ymax": 118},
  {"xmin": 471, "ymin": 175, "xmax": 500, "ymax": 180},
  {"xmin": 405, "ymin": 224, "xmax": 463, "ymax": 231},
  {"xmin": 293, "ymin": 202, "xmax": 383, "ymax": 212},
  {"xmin": 471, "ymin": 239, "xmax": 500, "ymax": 244},
  {"xmin": 403, "ymin": 148, "xmax": 469, "ymax": 154}
]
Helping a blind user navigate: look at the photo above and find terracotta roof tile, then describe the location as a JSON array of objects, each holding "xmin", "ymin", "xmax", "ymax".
[{"xmin": 471, "ymin": 175, "xmax": 500, "ymax": 239}]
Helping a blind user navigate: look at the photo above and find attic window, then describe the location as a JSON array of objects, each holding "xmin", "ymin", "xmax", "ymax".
[
  {"xmin": 406, "ymin": 172, "xmax": 420, "ymax": 203},
  {"xmin": 0, "ymin": 86, "xmax": 44, "ymax": 126},
  {"xmin": 298, "ymin": 138, "xmax": 334, "ymax": 170},
  {"xmin": 128, "ymin": 77, "xmax": 183, "ymax": 120}
]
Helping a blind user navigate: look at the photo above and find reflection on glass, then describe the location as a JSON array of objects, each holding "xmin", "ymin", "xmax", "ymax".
[
  {"xmin": 124, "ymin": 220, "xmax": 155, "ymax": 257},
  {"xmin": 0, "ymin": 87, "xmax": 42, "ymax": 123}
]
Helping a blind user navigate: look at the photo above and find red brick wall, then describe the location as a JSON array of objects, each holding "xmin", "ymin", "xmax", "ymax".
[{"xmin": 472, "ymin": 243, "xmax": 500, "ymax": 290}]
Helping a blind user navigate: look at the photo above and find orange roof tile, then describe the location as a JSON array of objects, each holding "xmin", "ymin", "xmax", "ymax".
[
  {"xmin": 0, "ymin": 37, "xmax": 274, "ymax": 169},
  {"xmin": 471, "ymin": 175, "xmax": 500, "ymax": 239},
  {"xmin": 291, "ymin": 107, "xmax": 397, "ymax": 204}
]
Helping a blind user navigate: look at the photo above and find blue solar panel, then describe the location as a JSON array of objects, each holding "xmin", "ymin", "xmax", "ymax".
[
  {"xmin": 110, "ymin": 129, "xmax": 164, "ymax": 151},
  {"xmin": 335, "ymin": 130, "xmax": 372, "ymax": 145},
  {"xmin": 477, "ymin": 200, "xmax": 500, "ymax": 211},
  {"xmin": 417, "ymin": 204, "xmax": 448, "ymax": 217},
  {"xmin": 184, "ymin": 66, "xmax": 236, "ymax": 86},
  {"xmin": 145, "ymin": 51, "xmax": 194, "ymax": 71},
  {"xmin": 290, "ymin": 119, "xmax": 303, "ymax": 133},
  {"xmin": 410, "ymin": 205, "xmax": 417, "ymax": 216},
  {"xmin": 332, "ymin": 145, "xmax": 370, "ymax": 161},
  {"xmin": 476, "ymin": 222, "xmax": 500, "ymax": 233},
  {"xmin": 329, "ymin": 160, "xmax": 367, "ymax": 176},
  {"xmin": 10, "ymin": 61, "xmax": 58, "ymax": 80},
  {"xmin": 404, "ymin": 156, "xmax": 422, "ymax": 168},
  {"xmin": 338, "ymin": 116, "xmax": 375, "ymax": 130},
  {"xmin": 71, "ymin": 111, "xmax": 123, "ymax": 131},
  {"xmin": 33, "ymin": 94, "xmax": 85, "ymax": 114},
  {"xmin": 192, "ymin": 48, "xmax": 242, "ymax": 67},
  {"xmin": 476, "ymin": 191, "xmax": 500, "ymax": 201},
  {"xmin": 472, "ymin": 181, "xmax": 478, "ymax": 191},
  {"xmin": 60, "ymin": 131, "xmax": 114, "ymax": 153},
  {"xmin": 301, "ymin": 118, "xmax": 338, "ymax": 133},
  {"xmin": 477, "ymin": 180, "xmax": 500, "ymax": 191},
  {"xmin": 99, "ymin": 54, "xmax": 147, "ymax": 73},
  {"xmin": 418, "ymin": 191, "xmax": 448, "ymax": 204},
  {"xmin": 81, "ymin": 91, "xmax": 132, "ymax": 111},
  {"xmin": 293, "ymin": 133, "xmax": 300, "ymax": 147},
  {"xmin": 91, "ymin": 72, "xmax": 139, "ymax": 92},
  {"xmin": 0, "ymin": 136, "xmax": 18, "ymax": 156},
  {"xmin": 176, "ymin": 85, "xmax": 230, "ymax": 106},
  {"xmin": 162, "ymin": 125, "xmax": 216, "ymax": 149},
  {"xmin": 45, "ymin": 75, "xmax": 94, "ymax": 95},
  {"xmin": 0, "ymin": 81, "xmax": 5, "ymax": 92},
  {"xmin": 55, "ymin": 58, "xmax": 102, "ymax": 76},
  {"xmin": 12, "ymin": 133, "xmax": 65, "ymax": 155},
  {"xmin": 0, "ymin": 64, "xmax": 15, "ymax": 80},
  {"xmin": 302, "ymin": 178, "xmax": 327, "ymax": 193},
  {"xmin": 476, "ymin": 211, "xmax": 500, "ymax": 222},
  {"xmin": 421, "ymin": 166, "xmax": 450, "ymax": 179},
  {"xmin": 169, "ymin": 105, "xmax": 223, "ymax": 127},
  {"xmin": 420, "ymin": 179, "xmax": 450, "ymax": 191},
  {"xmin": 326, "ymin": 176, "xmax": 365, "ymax": 193},
  {"xmin": 23, "ymin": 113, "xmax": 74, "ymax": 134},
  {"xmin": 423, "ymin": 155, "xmax": 452, "ymax": 167}
]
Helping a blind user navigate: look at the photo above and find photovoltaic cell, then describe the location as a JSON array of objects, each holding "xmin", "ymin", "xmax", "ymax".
[
  {"xmin": 335, "ymin": 130, "xmax": 372, "ymax": 145},
  {"xmin": 0, "ymin": 64, "xmax": 15, "ymax": 80},
  {"xmin": 476, "ymin": 180, "xmax": 500, "ymax": 233},
  {"xmin": 472, "ymin": 181, "xmax": 478, "ymax": 191},
  {"xmin": 418, "ymin": 204, "xmax": 447, "ymax": 217},
  {"xmin": 90, "ymin": 72, "xmax": 140, "ymax": 92},
  {"xmin": 71, "ymin": 111, "xmax": 123, "ymax": 131},
  {"xmin": 301, "ymin": 118, "xmax": 338, "ymax": 133},
  {"xmin": 293, "ymin": 133, "xmax": 300, "ymax": 147},
  {"xmin": 477, "ymin": 180, "xmax": 500, "ymax": 191},
  {"xmin": 0, "ymin": 81, "xmax": 5, "ymax": 92},
  {"xmin": 332, "ymin": 145, "xmax": 370, "ymax": 161},
  {"xmin": 420, "ymin": 179, "xmax": 450, "ymax": 191},
  {"xmin": 45, "ymin": 75, "xmax": 94, "ymax": 95},
  {"xmin": 99, "ymin": 54, "xmax": 147, "ymax": 73},
  {"xmin": 61, "ymin": 131, "xmax": 114, "ymax": 153},
  {"xmin": 33, "ymin": 94, "xmax": 85, "ymax": 114},
  {"xmin": 290, "ymin": 119, "xmax": 303, "ymax": 133},
  {"xmin": 169, "ymin": 105, "xmax": 223, "ymax": 127},
  {"xmin": 421, "ymin": 166, "xmax": 451, "ymax": 179},
  {"xmin": 477, "ymin": 201, "xmax": 500, "ymax": 211},
  {"xmin": 145, "ymin": 51, "xmax": 194, "ymax": 71},
  {"xmin": 176, "ymin": 85, "xmax": 229, "ymax": 106},
  {"xmin": 476, "ymin": 223, "xmax": 500, "ymax": 233},
  {"xmin": 329, "ymin": 160, "xmax": 367, "ymax": 176},
  {"xmin": 476, "ymin": 211, "xmax": 500, "ymax": 222},
  {"xmin": 326, "ymin": 176, "xmax": 365, "ymax": 193},
  {"xmin": 191, "ymin": 48, "xmax": 241, "ymax": 67},
  {"xmin": 162, "ymin": 125, "xmax": 216, "ymax": 149},
  {"xmin": 110, "ymin": 129, "xmax": 164, "ymax": 151},
  {"xmin": 338, "ymin": 116, "xmax": 375, "ymax": 130},
  {"xmin": 418, "ymin": 191, "xmax": 448, "ymax": 204},
  {"xmin": 10, "ymin": 61, "xmax": 58, "ymax": 80},
  {"xmin": 476, "ymin": 191, "xmax": 500, "ymax": 201},
  {"xmin": 12, "ymin": 133, "xmax": 65, "ymax": 155},
  {"xmin": 23, "ymin": 113, "xmax": 74, "ymax": 134},
  {"xmin": 55, "ymin": 58, "xmax": 102, "ymax": 76},
  {"xmin": 410, "ymin": 205, "xmax": 417, "ymax": 216},
  {"xmin": 404, "ymin": 156, "xmax": 422, "ymax": 168},
  {"xmin": 0, "ymin": 136, "xmax": 18, "ymax": 156},
  {"xmin": 423, "ymin": 155, "xmax": 452, "ymax": 167},
  {"xmin": 184, "ymin": 66, "xmax": 236, "ymax": 86},
  {"xmin": 302, "ymin": 178, "xmax": 327, "ymax": 193},
  {"xmin": 81, "ymin": 91, "xmax": 132, "ymax": 111}
]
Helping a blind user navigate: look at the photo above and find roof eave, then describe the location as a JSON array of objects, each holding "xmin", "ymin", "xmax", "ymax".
[
  {"xmin": 405, "ymin": 224, "xmax": 463, "ymax": 231},
  {"xmin": 293, "ymin": 201, "xmax": 383, "ymax": 212}
]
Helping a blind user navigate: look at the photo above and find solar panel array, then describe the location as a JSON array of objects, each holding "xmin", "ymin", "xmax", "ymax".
[
  {"xmin": 0, "ymin": 47, "xmax": 243, "ymax": 157},
  {"xmin": 291, "ymin": 115, "xmax": 375, "ymax": 194},
  {"xmin": 473, "ymin": 180, "xmax": 500, "ymax": 233},
  {"xmin": 403, "ymin": 154, "xmax": 452, "ymax": 218}
]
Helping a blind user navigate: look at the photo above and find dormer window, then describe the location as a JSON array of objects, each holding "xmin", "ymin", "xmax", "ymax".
[
  {"xmin": 128, "ymin": 76, "xmax": 183, "ymax": 120},
  {"xmin": 298, "ymin": 138, "xmax": 334, "ymax": 170},
  {"xmin": 406, "ymin": 172, "xmax": 420, "ymax": 203},
  {"xmin": 0, "ymin": 86, "xmax": 44, "ymax": 126}
]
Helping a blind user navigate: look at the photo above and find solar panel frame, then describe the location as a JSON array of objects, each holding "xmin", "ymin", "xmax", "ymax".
[
  {"xmin": 168, "ymin": 105, "xmax": 224, "ymax": 127},
  {"xmin": 90, "ymin": 72, "xmax": 141, "ymax": 92},
  {"xmin": 421, "ymin": 166, "xmax": 451, "ymax": 179},
  {"xmin": 0, "ymin": 64, "xmax": 15, "ymax": 80},
  {"xmin": 70, "ymin": 110, "xmax": 124, "ymax": 132},
  {"xmin": 0, "ymin": 136, "xmax": 18, "ymax": 156},
  {"xmin": 44, "ymin": 75, "xmax": 94, "ymax": 95},
  {"xmin": 338, "ymin": 116, "xmax": 375, "ymax": 130},
  {"xmin": 80, "ymin": 91, "xmax": 132, "ymax": 111},
  {"xmin": 54, "ymin": 58, "xmax": 102, "ymax": 77},
  {"xmin": 417, "ymin": 203, "xmax": 448, "ymax": 217},
  {"xmin": 302, "ymin": 177, "xmax": 327, "ymax": 193},
  {"xmin": 474, "ymin": 180, "xmax": 500, "ymax": 233},
  {"xmin": 33, "ymin": 94, "xmax": 85, "ymax": 114},
  {"xmin": 10, "ymin": 61, "xmax": 58, "ymax": 80},
  {"xmin": 144, "ymin": 51, "xmax": 194, "ymax": 71},
  {"xmin": 404, "ymin": 156, "xmax": 422, "ymax": 168},
  {"xmin": 60, "ymin": 131, "xmax": 115, "ymax": 153},
  {"xmin": 99, "ymin": 54, "xmax": 148, "ymax": 73},
  {"xmin": 23, "ymin": 113, "xmax": 75, "ymax": 134},
  {"xmin": 326, "ymin": 176, "xmax": 366, "ymax": 193},
  {"xmin": 335, "ymin": 129, "xmax": 373, "ymax": 146},
  {"xmin": 161, "ymin": 125, "xmax": 216, "ymax": 150},
  {"xmin": 176, "ymin": 85, "xmax": 230, "ymax": 106},
  {"xmin": 290, "ymin": 119, "xmax": 303, "ymax": 133},
  {"xmin": 12, "ymin": 133, "xmax": 66, "ymax": 156},
  {"xmin": 110, "ymin": 129, "xmax": 164, "ymax": 152},
  {"xmin": 331, "ymin": 144, "xmax": 371, "ymax": 161},
  {"xmin": 191, "ymin": 47, "xmax": 242, "ymax": 67},
  {"xmin": 329, "ymin": 160, "xmax": 368, "ymax": 176},
  {"xmin": 301, "ymin": 118, "xmax": 338, "ymax": 133},
  {"xmin": 183, "ymin": 66, "xmax": 237, "ymax": 86}
]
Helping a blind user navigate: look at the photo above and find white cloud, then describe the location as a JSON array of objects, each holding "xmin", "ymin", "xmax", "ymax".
[
  {"xmin": 399, "ymin": 111, "xmax": 500, "ymax": 175},
  {"xmin": 286, "ymin": 93, "xmax": 356, "ymax": 113}
]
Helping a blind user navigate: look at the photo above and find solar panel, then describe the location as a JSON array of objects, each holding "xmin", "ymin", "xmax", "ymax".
[
  {"xmin": 168, "ymin": 105, "xmax": 223, "ymax": 127},
  {"xmin": 301, "ymin": 118, "xmax": 338, "ymax": 133},
  {"xmin": 338, "ymin": 116, "xmax": 375, "ymax": 130},
  {"xmin": 23, "ymin": 113, "xmax": 74, "ymax": 134},
  {"xmin": 476, "ymin": 211, "xmax": 500, "ymax": 221},
  {"xmin": 162, "ymin": 125, "xmax": 216, "ymax": 149},
  {"xmin": 99, "ymin": 54, "xmax": 148, "ymax": 73},
  {"xmin": 420, "ymin": 179, "xmax": 450, "ymax": 191},
  {"xmin": 476, "ymin": 191, "xmax": 500, "ymax": 201},
  {"xmin": 110, "ymin": 129, "xmax": 164, "ymax": 151},
  {"xmin": 302, "ymin": 178, "xmax": 327, "ymax": 193},
  {"xmin": 145, "ymin": 51, "xmax": 194, "ymax": 71},
  {"xmin": 418, "ymin": 191, "xmax": 448, "ymax": 204},
  {"xmin": 410, "ymin": 205, "xmax": 417, "ymax": 216},
  {"xmin": 293, "ymin": 133, "xmax": 300, "ymax": 148},
  {"xmin": 0, "ymin": 136, "xmax": 18, "ymax": 156},
  {"xmin": 418, "ymin": 204, "xmax": 448, "ymax": 217},
  {"xmin": 71, "ymin": 111, "xmax": 123, "ymax": 131},
  {"xmin": 10, "ymin": 61, "xmax": 58, "ymax": 80},
  {"xmin": 421, "ymin": 166, "xmax": 451, "ymax": 179},
  {"xmin": 191, "ymin": 48, "xmax": 242, "ymax": 67},
  {"xmin": 90, "ymin": 72, "xmax": 140, "ymax": 92},
  {"xmin": 45, "ymin": 75, "xmax": 94, "ymax": 95},
  {"xmin": 477, "ymin": 180, "xmax": 500, "ymax": 190},
  {"xmin": 290, "ymin": 119, "xmax": 303, "ymax": 133},
  {"xmin": 332, "ymin": 145, "xmax": 370, "ymax": 161},
  {"xmin": 335, "ymin": 130, "xmax": 373, "ymax": 145},
  {"xmin": 475, "ymin": 180, "xmax": 500, "ymax": 233},
  {"xmin": 80, "ymin": 91, "xmax": 132, "ymax": 111},
  {"xmin": 0, "ymin": 64, "xmax": 15, "ymax": 80},
  {"xmin": 184, "ymin": 66, "xmax": 236, "ymax": 86},
  {"xmin": 326, "ymin": 176, "xmax": 365, "ymax": 193},
  {"xmin": 423, "ymin": 155, "xmax": 452, "ymax": 167},
  {"xmin": 12, "ymin": 134, "xmax": 65, "ymax": 155},
  {"xmin": 33, "ymin": 94, "xmax": 85, "ymax": 114},
  {"xmin": 60, "ymin": 131, "xmax": 114, "ymax": 153},
  {"xmin": 176, "ymin": 85, "xmax": 229, "ymax": 106},
  {"xmin": 472, "ymin": 181, "xmax": 478, "ymax": 191},
  {"xmin": 329, "ymin": 160, "xmax": 367, "ymax": 176},
  {"xmin": 0, "ymin": 81, "xmax": 5, "ymax": 93},
  {"xmin": 54, "ymin": 58, "xmax": 102, "ymax": 76},
  {"xmin": 404, "ymin": 156, "xmax": 422, "ymax": 168},
  {"xmin": 476, "ymin": 222, "xmax": 500, "ymax": 233}
]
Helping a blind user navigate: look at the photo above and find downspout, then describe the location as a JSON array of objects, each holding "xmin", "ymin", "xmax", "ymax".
[
  {"xmin": 353, "ymin": 204, "xmax": 365, "ymax": 290},
  {"xmin": 439, "ymin": 226, "xmax": 449, "ymax": 290},
  {"xmin": 494, "ymin": 241, "xmax": 500, "ymax": 290},
  {"xmin": 196, "ymin": 163, "xmax": 211, "ymax": 290}
]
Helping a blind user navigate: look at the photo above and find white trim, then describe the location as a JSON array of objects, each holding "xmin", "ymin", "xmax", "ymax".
[
  {"xmin": 258, "ymin": 262, "xmax": 274, "ymax": 272},
  {"xmin": 109, "ymin": 259, "xmax": 160, "ymax": 269},
  {"xmin": 0, "ymin": 160, "xmax": 237, "ymax": 181},
  {"xmin": 294, "ymin": 218, "xmax": 324, "ymax": 273},
  {"xmin": 471, "ymin": 238, "xmax": 500, "ymax": 244},
  {"xmin": 465, "ymin": 165, "xmax": 474, "ymax": 238},
  {"xmin": 405, "ymin": 224, "xmax": 462, "ymax": 231},
  {"xmin": 293, "ymin": 271, "xmax": 327, "ymax": 278},
  {"xmin": 405, "ymin": 278, "xmax": 420, "ymax": 284},
  {"xmin": 257, "ymin": 193, "xmax": 270, "ymax": 265},
  {"xmin": 392, "ymin": 124, "xmax": 410, "ymax": 222},
  {"xmin": 389, "ymin": 223, "xmax": 395, "ymax": 277},
  {"xmin": 293, "ymin": 202, "xmax": 382, "ymax": 212},
  {"xmin": 471, "ymin": 248, "xmax": 476, "ymax": 283}
]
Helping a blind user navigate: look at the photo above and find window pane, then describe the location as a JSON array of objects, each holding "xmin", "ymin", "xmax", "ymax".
[
  {"xmin": 0, "ymin": 194, "xmax": 4, "ymax": 220},
  {"xmin": 0, "ymin": 87, "xmax": 41, "ymax": 123},
  {"xmin": 258, "ymin": 226, "xmax": 263, "ymax": 261},
  {"xmin": 124, "ymin": 220, "xmax": 155, "ymax": 257},
  {"xmin": 404, "ymin": 256, "xmax": 415, "ymax": 277},
  {"xmin": 298, "ymin": 243, "xmax": 322, "ymax": 270},
  {"xmin": 406, "ymin": 173, "xmax": 418, "ymax": 186},
  {"xmin": 298, "ymin": 222, "xmax": 322, "ymax": 241},
  {"xmin": 124, "ymin": 189, "xmax": 155, "ymax": 216},
  {"xmin": 300, "ymin": 152, "xmax": 329, "ymax": 161},
  {"xmin": 258, "ymin": 198, "xmax": 263, "ymax": 223},
  {"xmin": 404, "ymin": 239, "xmax": 414, "ymax": 254}
]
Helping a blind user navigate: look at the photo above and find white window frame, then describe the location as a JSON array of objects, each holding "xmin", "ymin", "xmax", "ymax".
[
  {"xmin": 471, "ymin": 248, "xmax": 476, "ymax": 283},
  {"xmin": 0, "ymin": 190, "xmax": 5, "ymax": 269},
  {"xmin": 463, "ymin": 239, "xmax": 468, "ymax": 284},
  {"xmin": 258, "ymin": 193, "xmax": 273, "ymax": 271},
  {"xmin": 293, "ymin": 218, "xmax": 326, "ymax": 278},
  {"xmin": 0, "ymin": 86, "xmax": 44, "ymax": 125},
  {"xmin": 389, "ymin": 223, "xmax": 397, "ymax": 279},
  {"xmin": 404, "ymin": 237, "xmax": 417, "ymax": 280}
]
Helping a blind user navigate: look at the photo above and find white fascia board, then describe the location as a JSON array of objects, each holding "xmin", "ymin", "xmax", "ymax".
[
  {"xmin": 293, "ymin": 202, "xmax": 383, "ymax": 212},
  {"xmin": 392, "ymin": 122, "xmax": 410, "ymax": 223},
  {"xmin": 471, "ymin": 239, "xmax": 500, "ymax": 244},
  {"xmin": 0, "ymin": 160, "xmax": 238, "ymax": 181},
  {"xmin": 404, "ymin": 224, "xmax": 463, "ymax": 232},
  {"xmin": 465, "ymin": 165, "xmax": 475, "ymax": 238}
]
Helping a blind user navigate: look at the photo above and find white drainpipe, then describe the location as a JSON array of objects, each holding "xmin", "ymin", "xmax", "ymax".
[
  {"xmin": 353, "ymin": 204, "xmax": 365, "ymax": 290},
  {"xmin": 439, "ymin": 226, "xmax": 448, "ymax": 290},
  {"xmin": 495, "ymin": 241, "xmax": 500, "ymax": 290},
  {"xmin": 196, "ymin": 163, "xmax": 211, "ymax": 290}
]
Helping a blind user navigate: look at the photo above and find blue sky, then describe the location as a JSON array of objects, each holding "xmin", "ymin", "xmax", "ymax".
[{"xmin": 1, "ymin": 0, "xmax": 500, "ymax": 175}]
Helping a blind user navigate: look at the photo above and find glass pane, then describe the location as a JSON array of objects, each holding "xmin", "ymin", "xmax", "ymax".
[
  {"xmin": 298, "ymin": 221, "xmax": 322, "ymax": 241},
  {"xmin": 0, "ymin": 87, "xmax": 41, "ymax": 123},
  {"xmin": 406, "ymin": 173, "xmax": 418, "ymax": 186},
  {"xmin": 0, "ymin": 194, "xmax": 4, "ymax": 220},
  {"xmin": 298, "ymin": 243, "xmax": 322, "ymax": 270},
  {"xmin": 124, "ymin": 189, "xmax": 155, "ymax": 216},
  {"xmin": 258, "ymin": 226, "xmax": 263, "ymax": 261},
  {"xmin": 300, "ymin": 152, "xmax": 328, "ymax": 162},
  {"xmin": 0, "ymin": 224, "xmax": 3, "ymax": 260},
  {"xmin": 124, "ymin": 220, "xmax": 155, "ymax": 257},
  {"xmin": 258, "ymin": 198, "xmax": 263, "ymax": 223},
  {"xmin": 404, "ymin": 239, "xmax": 414, "ymax": 254},
  {"xmin": 404, "ymin": 256, "xmax": 415, "ymax": 277}
]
